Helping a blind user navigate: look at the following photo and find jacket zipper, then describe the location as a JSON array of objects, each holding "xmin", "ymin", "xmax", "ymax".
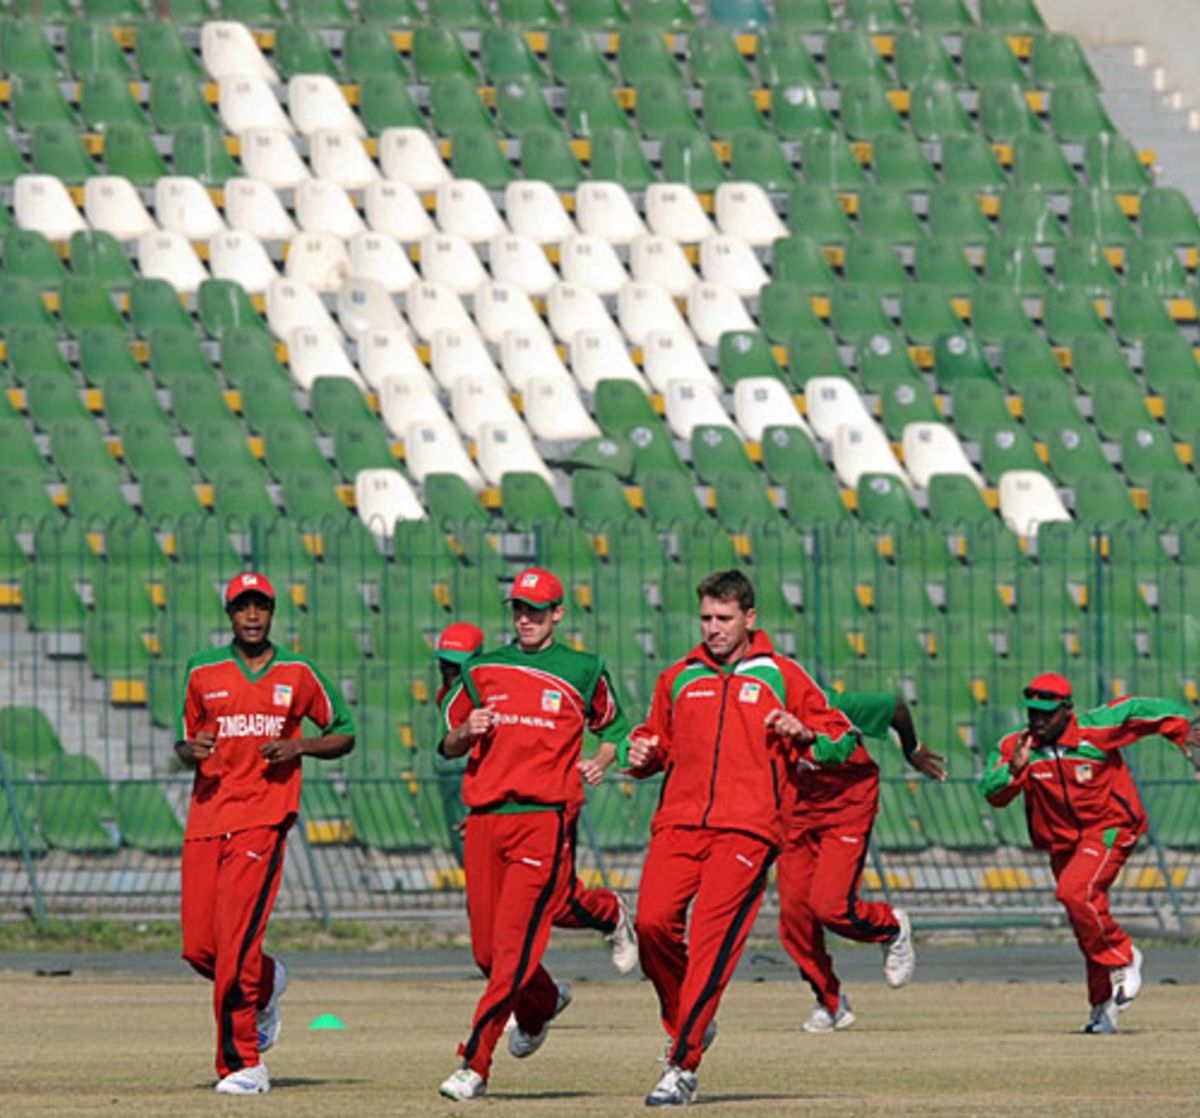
[
  {"xmin": 769, "ymin": 758, "xmax": 780, "ymax": 809},
  {"xmin": 1112, "ymin": 790, "xmax": 1138, "ymax": 830},
  {"xmin": 1051, "ymin": 750, "xmax": 1084, "ymax": 842},
  {"xmin": 700, "ymin": 675, "xmax": 732, "ymax": 828}
]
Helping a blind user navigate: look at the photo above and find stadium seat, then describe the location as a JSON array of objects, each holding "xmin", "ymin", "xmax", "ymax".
[{"xmin": 998, "ymin": 470, "xmax": 1070, "ymax": 537}]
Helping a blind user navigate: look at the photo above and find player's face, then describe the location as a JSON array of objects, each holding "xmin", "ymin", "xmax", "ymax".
[
  {"xmin": 1027, "ymin": 703, "xmax": 1071, "ymax": 744},
  {"xmin": 228, "ymin": 593, "xmax": 274, "ymax": 649},
  {"xmin": 699, "ymin": 595, "xmax": 756, "ymax": 665},
  {"xmin": 511, "ymin": 601, "xmax": 563, "ymax": 652}
]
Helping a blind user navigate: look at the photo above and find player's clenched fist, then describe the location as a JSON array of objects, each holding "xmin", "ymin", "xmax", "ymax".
[
  {"xmin": 260, "ymin": 738, "xmax": 304, "ymax": 764},
  {"xmin": 627, "ymin": 734, "xmax": 658, "ymax": 768},
  {"xmin": 463, "ymin": 705, "xmax": 498, "ymax": 737},
  {"xmin": 176, "ymin": 731, "xmax": 217, "ymax": 766},
  {"xmin": 764, "ymin": 708, "xmax": 815, "ymax": 744}
]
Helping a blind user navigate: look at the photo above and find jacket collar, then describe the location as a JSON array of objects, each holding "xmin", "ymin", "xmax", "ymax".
[{"xmin": 687, "ymin": 629, "xmax": 776, "ymax": 671}]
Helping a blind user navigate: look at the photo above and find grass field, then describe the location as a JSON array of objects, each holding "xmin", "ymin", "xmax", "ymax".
[{"xmin": 5, "ymin": 968, "xmax": 1200, "ymax": 1117}]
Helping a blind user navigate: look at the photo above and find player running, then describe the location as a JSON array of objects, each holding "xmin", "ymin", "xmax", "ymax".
[
  {"xmin": 980, "ymin": 672, "xmax": 1200, "ymax": 1034},
  {"xmin": 436, "ymin": 568, "xmax": 638, "ymax": 1101},
  {"xmin": 781, "ymin": 690, "xmax": 945, "ymax": 1033},
  {"xmin": 175, "ymin": 572, "xmax": 355, "ymax": 1094},
  {"xmin": 627, "ymin": 569, "xmax": 856, "ymax": 1106}
]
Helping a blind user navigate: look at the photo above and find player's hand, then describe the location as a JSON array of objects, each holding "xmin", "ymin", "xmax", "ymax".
[
  {"xmin": 464, "ymin": 705, "xmax": 498, "ymax": 738},
  {"xmin": 180, "ymin": 731, "xmax": 217, "ymax": 764},
  {"xmin": 260, "ymin": 738, "xmax": 303, "ymax": 764},
  {"xmin": 1010, "ymin": 731, "xmax": 1035, "ymax": 774},
  {"xmin": 627, "ymin": 735, "xmax": 658, "ymax": 768},
  {"xmin": 578, "ymin": 758, "xmax": 607, "ymax": 786},
  {"xmin": 764, "ymin": 709, "xmax": 815, "ymax": 744},
  {"xmin": 907, "ymin": 743, "xmax": 946, "ymax": 782}
]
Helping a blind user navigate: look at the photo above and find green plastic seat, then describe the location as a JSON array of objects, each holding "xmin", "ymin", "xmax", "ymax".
[
  {"xmin": 171, "ymin": 124, "xmax": 242, "ymax": 185},
  {"xmin": 11, "ymin": 74, "xmax": 76, "ymax": 129},
  {"xmin": 799, "ymin": 130, "xmax": 868, "ymax": 190},
  {"xmin": 547, "ymin": 27, "xmax": 612, "ymax": 82},
  {"xmin": 1074, "ymin": 470, "xmax": 1140, "ymax": 523},
  {"xmin": 170, "ymin": 375, "xmax": 235, "ymax": 437},
  {"xmin": 60, "ymin": 276, "xmax": 126, "ymax": 335},
  {"xmin": 519, "ymin": 126, "xmax": 585, "ymax": 189},
  {"xmin": 617, "ymin": 27, "xmax": 680, "ymax": 83},
  {"xmin": 691, "ymin": 425, "xmax": 757, "ymax": 484},
  {"xmin": 359, "ymin": 75, "xmax": 426, "ymax": 135},
  {"xmin": 913, "ymin": 237, "xmax": 978, "ymax": 292},
  {"xmin": 717, "ymin": 329, "xmax": 784, "ymax": 387},
  {"xmin": 51, "ymin": 415, "xmax": 120, "ymax": 478},
  {"xmin": 499, "ymin": 0, "xmax": 562, "ymax": 23},
  {"xmin": 1120, "ymin": 423, "xmax": 1186, "ymax": 486},
  {"xmin": 759, "ymin": 281, "xmax": 825, "ymax": 341},
  {"xmin": 631, "ymin": 0, "xmax": 695, "ymax": 25},
  {"xmin": 431, "ymin": 75, "xmax": 497, "ymax": 134},
  {"xmin": 1049, "ymin": 84, "xmax": 1114, "ymax": 142},
  {"xmin": 7, "ymin": 323, "xmax": 71, "ymax": 383},
  {"xmin": 934, "ymin": 333, "xmax": 999, "ymax": 392},
  {"xmin": 824, "ymin": 28, "xmax": 890, "ymax": 87},
  {"xmin": 428, "ymin": 0, "xmax": 493, "ymax": 24},
  {"xmin": 854, "ymin": 327, "xmax": 916, "ymax": 389},
  {"xmin": 0, "ymin": 415, "xmax": 51, "ymax": 476},
  {"xmin": 31, "ymin": 124, "xmax": 98, "ymax": 185},
  {"xmin": 3, "ymin": 228, "xmax": 66, "ymax": 287},
  {"xmin": 1053, "ymin": 238, "xmax": 1120, "ymax": 294},
  {"xmin": 927, "ymin": 187, "xmax": 992, "ymax": 245},
  {"xmin": 704, "ymin": 78, "xmax": 769, "ymax": 139},
  {"xmin": 1140, "ymin": 188, "xmax": 1200, "ymax": 245},
  {"xmin": 915, "ymin": 781, "xmax": 995, "ymax": 850},
  {"xmin": 731, "ymin": 131, "xmax": 799, "ymax": 192},
  {"xmin": 344, "ymin": 26, "xmax": 407, "ymax": 81},
  {"xmin": 26, "ymin": 369, "xmax": 90, "ymax": 428},
  {"xmin": 499, "ymin": 76, "xmax": 562, "ymax": 135},
  {"xmin": 449, "ymin": 128, "xmax": 515, "ymax": 189},
  {"xmin": 840, "ymin": 82, "xmax": 907, "ymax": 141},
  {"xmin": 81, "ymin": 72, "xmax": 147, "ymax": 130},
  {"xmin": 292, "ymin": 0, "xmax": 355, "ymax": 23},
  {"xmin": 566, "ymin": 434, "xmax": 636, "ymax": 478},
  {"xmin": 786, "ymin": 326, "xmax": 850, "ymax": 385},
  {"xmin": 412, "ymin": 25, "xmax": 480, "ymax": 81},
  {"xmin": 70, "ymin": 230, "xmax": 136, "ymax": 290},
  {"xmin": 588, "ymin": 128, "xmax": 655, "ymax": 189},
  {"xmin": 212, "ymin": 468, "xmax": 280, "ymax": 524},
  {"xmin": 690, "ymin": 27, "xmax": 753, "ymax": 83},
  {"xmin": 770, "ymin": 82, "xmax": 836, "ymax": 138},
  {"xmin": 566, "ymin": 0, "xmax": 629, "ymax": 26},
  {"xmin": 79, "ymin": 325, "xmax": 142, "ymax": 385},
  {"xmin": 771, "ymin": 236, "xmax": 836, "ymax": 292},
  {"xmin": 115, "ymin": 783, "xmax": 184, "ymax": 854},
  {"xmin": 1068, "ymin": 186, "xmax": 1137, "ymax": 244},
  {"xmin": 361, "ymin": 0, "xmax": 422, "ymax": 22},
  {"xmin": 973, "ymin": 285, "xmax": 1040, "ymax": 344},
  {"xmin": 219, "ymin": 329, "xmax": 285, "ymax": 390},
  {"xmin": 0, "ymin": 705, "xmax": 64, "ymax": 774},
  {"xmin": 1164, "ymin": 379, "xmax": 1200, "ymax": 441},
  {"xmin": 660, "ymin": 131, "xmax": 728, "ymax": 191},
  {"xmin": 872, "ymin": 132, "xmax": 938, "ymax": 190},
  {"xmin": 980, "ymin": 0, "xmax": 1043, "ymax": 27},
  {"xmin": 878, "ymin": 375, "xmax": 940, "ymax": 437},
  {"xmin": 221, "ymin": 0, "xmax": 285, "ymax": 20},
  {"xmin": 1126, "ymin": 240, "xmax": 1191, "ymax": 297},
  {"xmin": 1041, "ymin": 287, "xmax": 1106, "ymax": 342},
  {"xmin": 1012, "ymin": 132, "xmax": 1077, "ymax": 190},
  {"xmin": 274, "ymin": 24, "xmax": 340, "ymax": 80},
  {"xmin": 909, "ymin": 79, "xmax": 974, "ymax": 141},
  {"xmin": 978, "ymin": 80, "xmax": 1041, "ymax": 140},
  {"xmin": 912, "ymin": 0, "xmax": 974, "ymax": 25},
  {"xmin": 1084, "ymin": 132, "xmax": 1151, "ymax": 191},
  {"xmin": 845, "ymin": 237, "xmax": 908, "ymax": 296},
  {"xmin": 1090, "ymin": 377, "xmax": 1149, "ymax": 441},
  {"xmin": 1043, "ymin": 417, "xmax": 1109, "ymax": 486},
  {"xmin": 830, "ymin": 284, "xmax": 891, "ymax": 344},
  {"xmin": 927, "ymin": 474, "xmax": 991, "ymax": 524},
  {"xmin": 130, "ymin": 278, "xmax": 191, "ymax": 336},
  {"xmin": 147, "ymin": 326, "xmax": 217, "ymax": 386},
  {"xmin": 500, "ymin": 471, "xmax": 565, "ymax": 527},
  {"xmin": 40, "ymin": 754, "xmax": 119, "ymax": 853},
  {"xmin": 759, "ymin": 36, "xmax": 823, "ymax": 88},
  {"xmin": 566, "ymin": 75, "xmax": 633, "ymax": 136},
  {"xmin": 1143, "ymin": 333, "xmax": 1200, "ymax": 395},
  {"xmin": 857, "ymin": 186, "xmax": 925, "ymax": 244},
  {"xmin": 774, "ymin": 0, "xmax": 833, "ymax": 26},
  {"xmin": 481, "ymin": 26, "xmax": 546, "ymax": 82},
  {"xmin": 999, "ymin": 186, "xmax": 1065, "ymax": 243},
  {"xmin": 1113, "ymin": 286, "xmax": 1178, "ymax": 344},
  {"xmin": 895, "ymin": 29, "xmax": 960, "ymax": 86},
  {"xmin": 22, "ymin": 563, "xmax": 86, "ymax": 631},
  {"xmin": 69, "ymin": 20, "xmax": 137, "ymax": 77},
  {"xmin": 983, "ymin": 234, "xmax": 1050, "ymax": 293},
  {"xmin": 900, "ymin": 284, "xmax": 964, "ymax": 344},
  {"xmin": 941, "ymin": 131, "xmax": 1007, "ymax": 190},
  {"xmin": 635, "ymin": 75, "xmax": 702, "ymax": 139},
  {"xmin": 241, "ymin": 376, "xmax": 305, "ymax": 432},
  {"xmin": 962, "ymin": 30, "xmax": 1028, "ymax": 87},
  {"xmin": 979, "ymin": 421, "xmax": 1043, "ymax": 482},
  {"xmin": 141, "ymin": 471, "xmax": 205, "ymax": 525},
  {"xmin": 136, "ymin": 23, "xmax": 204, "ymax": 78},
  {"xmin": 104, "ymin": 122, "xmax": 170, "ymax": 186},
  {"xmin": 1149, "ymin": 471, "xmax": 1200, "ymax": 521},
  {"xmin": 786, "ymin": 186, "xmax": 855, "ymax": 244},
  {"xmin": 198, "ymin": 279, "xmax": 268, "ymax": 339},
  {"xmin": 2, "ymin": 19, "xmax": 63, "ymax": 76}
]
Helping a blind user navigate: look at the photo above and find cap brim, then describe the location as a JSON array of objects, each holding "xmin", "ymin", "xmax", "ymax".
[
  {"xmin": 504, "ymin": 594, "xmax": 561, "ymax": 608},
  {"xmin": 436, "ymin": 648, "xmax": 474, "ymax": 664},
  {"xmin": 1026, "ymin": 698, "xmax": 1067, "ymax": 711},
  {"xmin": 227, "ymin": 591, "xmax": 275, "ymax": 608}
]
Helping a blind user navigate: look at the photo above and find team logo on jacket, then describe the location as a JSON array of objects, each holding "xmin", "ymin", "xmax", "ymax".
[
  {"xmin": 1075, "ymin": 763, "xmax": 1093, "ymax": 784},
  {"xmin": 273, "ymin": 684, "xmax": 293, "ymax": 707},
  {"xmin": 738, "ymin": 681, "xmax": 761, "ymax": 704},
  {"xmin": 541, "ymin": 689, "xmax": 562, "ymax": 713}
]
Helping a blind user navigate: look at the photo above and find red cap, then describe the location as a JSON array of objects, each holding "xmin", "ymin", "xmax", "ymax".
[
  {"xmin": 437, "ymin": 622, "xmax": 485, "ymax": 664},
  {"xmin": 505, "ymin": 567, "xmax": 564, "ymax": 608},
  {"xmin": 225, "ymin": 571, "xmax": 276, "ymax": 607},
  {"xmin": 1024, "ymin": 672, "xmax": 1072, "ymax": 710}
]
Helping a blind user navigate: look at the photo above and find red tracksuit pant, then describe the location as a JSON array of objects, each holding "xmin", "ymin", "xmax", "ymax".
[
  {"xmin": 1049, "ymin": 830, "xmax": 1137, "ymax": 1007},
  {"xmin": 777, "ymin": 818, "xmax": 900, "ymax": 1012},
  {"xmin": 459, "ymin": 808, "xmax": 572, "ymax": 1080},
  {"xmin": 180, "ymin": 825, "xmax": 287, "ymax": 1079},
  {"xmin": 555, "ymin": 808, "xmax": 619, "ymax": 933},
  {"xmin": 636, "ymin": 826, "xmax": 776, "ymax": 1072}
]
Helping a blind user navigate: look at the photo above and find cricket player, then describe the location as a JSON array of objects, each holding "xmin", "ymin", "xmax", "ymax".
[
  {"xmin": 433, "ymin": 622, "xmax": 638, "ymax": 972},
  {"xmin": 627, "ymin": 569, "xmax": 857, "ymax": 1106},
  {"xmin": 981, "ymin": 672, "xmax": 1200, "ymax": 1033},
  {"xmin": 436, "ymin": 568, "xmax": 638, "ymax": 1101},
  {"xmin": 781, "ymin": 691, "xmax": 945, "ymax": 1033},
  {"xmin": 176, "ymin": 572, "xmax": 355, "ymax": 1094}
]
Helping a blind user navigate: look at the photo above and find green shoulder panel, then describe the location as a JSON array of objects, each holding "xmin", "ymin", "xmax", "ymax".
[
  {"xmin": 827, "ymin": 690, "xmax": 895, "ymax": 739},
  {"xmin": 670, "ymin": 662, "xmax": 721, "ymax": 705},
  {"xmin": 1081, "ymin": 695, "xmax": 1192, "ymax": 730},
  {"xmin": 174, "ymin": 646, "xmax": 237, "ymax": 742}
]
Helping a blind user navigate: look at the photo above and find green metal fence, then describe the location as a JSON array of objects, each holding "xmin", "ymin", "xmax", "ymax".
[{"xmin": 2, "ymin": 512, "xmax": 1200, "ymax": 931}]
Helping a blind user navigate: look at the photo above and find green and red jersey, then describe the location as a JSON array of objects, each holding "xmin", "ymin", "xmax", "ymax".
[
  {"xmin": 440, "ymin": 642, "xmax": 635, "ymax": 811},
  {"xmin": 177, "ymin": 642, "xmax": 355, "ymax": 839},
  {"xmin": 979, "ymin": 696, "xmax": 1193, "ymax": 852},
  {"xmin": 629, "ymin": 631, "xmax": 857, "ymax": 847}
]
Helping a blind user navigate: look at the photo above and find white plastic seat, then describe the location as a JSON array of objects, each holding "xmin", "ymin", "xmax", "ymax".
[
  {"xmin": 451, "ymin": 378, "xmax": 521, "ymax": 439},
  {"xmin": 569, "ymin": 329, "xmax": 649, "ymax": 392},
  {"xmin": 733, "ymin": 377, "xmax": 809, "ymax": 442},
  {"xmin": 629, "ymin": 235, "xmax": 697, "ymax": 297},
  {"xmin": 476, "ymin": 418, "xmax": 553, "ymax": 485},
  {"xmin": 419, "ymin": 232, "xmax": 488, "ymax": 295},
  {"xmin": 500, "ymin": 326, "xmax": 571, "ymax": 393},
  {"xmin": 286, "ymin": 327, "xmax": 363, "ymax": 390},
  {"xmin": 558, "ymin": 234, "xmax": 629, "ymax": 295},
  {"xmin": 547, "ymin": 281, "xmax": 620, "ymax": 342},
  {"xmin": 714, "ymin": 182, "xmax": 788, "ymax": 247},
  {"xmin": 831, "ymin": 422, "xmax": 908, "ymax": 488},
  {"xmin": 310, "ymin": 130, "xmax": 380, "ymax": 190},
  {"xmin": 288, "ymin": 75, "xmax": 365, "ymax": 139},
  {"xmin": 902, "ymin": 421, "xmax": 985, "ymax": 489},
  {"xmin": 699, "ymin": 234, "xmax": 769, "ymax": 297},
  {"xmin": 472, "ymin": 280, "xmax": 546, "ymax": 344},
  {"xmin": 337, "ymin": 276, "xmax": 406, "ymax": 341},
  {"xmin": 348, "ymin": 231, "xmax": 417, "ymax": 292},
  {"xmin": 83, "ymin": 176, "xmax": 155, "ymax": 241},
  {"xmin": 357, "ymin": 329, "xmax": 431, "ymax": 391},
  {"xmin": 200, "ymin": 21, "xmax": 278, "ymax": 82},
  {"xmin": 641, "ymin": 329, "xmax": 720, "ymax": 393},
  {"xmin": 364, "ymin": 179, "xmax": 436, "ymax": 241},
  {"xmin": 686, "ymin": 281, "xmax": 756, "ymax": 346},
  {"xmin": 239, "ymin": 129, "xmax": 311, "ymax": 189},
  {"xmin": 380, "ymin": 377, "xmax": 453, "ymax": 436},
  {"xmin": 266, "ymin": 277, "xmax": 343, "ymax": 339},
  {"xmin": 487, "ymin": 232, "xmax": 558, "ymax": 296},
  {"xmin": 505, "ymin": 179, "xmax": 575, "ymax": 245},
  {"xmin": 379, "ymin": 129, "xmax": 453, "ymax": 191},
  {"xmin": 618, "ymin": 281, "xmax": 688, "ymax": 345},
  {"xmin": 431, "ymin": 325, "xmax": 505, "ymax": 390},
  {"xmin": 356, "ymin": 467, "xmax": 426, "ymax": 537},
  {"xmin": 404, "ymin": 418, "xmax": 483, "ymax": 489},
  {"xmin": 524, "ymin": 377, "xmax": 600, "ymax": 441},
  {"xmin": 404, "ymin": 279, "xmax": 474, "ymax": 340},
  {"xmin": 137, "ymin": 230, "xmax": 209, "ymax": 294},
  {"xmin": 645, "ymin": 183, "xmax": 716, "ymax": 242},
  {"xmin": 284, "ymin": 231, "xmax": 351, "ymax": 292},
  {"xmin": 435, "ymin": 179, "xmax": 507, "ymax": 244},
  {"xmin": 209, "ymin": 230, "xmax": 278, "ymax": 294},
  {"xmin": 999, "ymin": 469, "xmax": 1071, "ymax": 539},
  {"xmin": 294, "ymin": 179, "xmax": 365, "ymax": 238},
  {"xmin": 664, "ymin": 379, "xmax": 736, "ymax": 440},
  {"xmin": 15, "ymin": 174, "xmax": 87, "ymax": 241},
  {"xmin": 154, "ymin": 176, "xmax": 226, "ymax": 240},
  {"xmin": 218, "ymin": 74, "xmax": 293, "ymax": 135},
  {"xmin": 804, "ymin": 376, "xmax": 873, "ymax": 442},
  {"xmin": 223, "ymin": 177, "xmax": 297, "ymax": 241},
  {"xmin": 575, "ymin": 181, "xmax": 646, "ymax": 245}
]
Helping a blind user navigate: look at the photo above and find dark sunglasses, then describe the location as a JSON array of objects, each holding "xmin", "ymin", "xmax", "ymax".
[{"xmin": 1023, "ymin": 687, "xmax": 1068, "ymax": 702}]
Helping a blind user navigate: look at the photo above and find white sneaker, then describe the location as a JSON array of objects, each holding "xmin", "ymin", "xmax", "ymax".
[
  {"xmin": 508, "ymin": 981, "xmax": 572, "ymax": 1059},
  {"xmin": 257, "ymin": 959, "xmax": 288, "ymax": 1052},
  {"xmin": 439, "ymin": 1067, "xmax": 486, "ymax": 1100},
  {"xmin": 1084, "ymin": 1000, "xmax": 1119, "ymax": 1035},
  {"xmin": 882, "ymin": 908, "xmax": 916, "ymax": 988},
  {"xmin": 803, "ymin": 995, "xmax": 856, "ymax": 1034},
  {"xmin": 503, "ymin": 1012, "xmax": 517, "ymax": 1033},
  {"xmin": 607, "ymin": 896, "xmax": 640, "ymax": 975},
  {"xmin": 215, "ymin": 1063, "xmax": 270, "ymax": 1094},
  {"xmin": 645, "ymin": 1064, "xmax": 698, "ymax": 1107},
  {"xmin": 663, "ymin": 1017, "xmax": 717, "ymax": 1059},
  {"xmin": 1111, "ymin": 945, "xmax": 1143, "ymax": 1010}
]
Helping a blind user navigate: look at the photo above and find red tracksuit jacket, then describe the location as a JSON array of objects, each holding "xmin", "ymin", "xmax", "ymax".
[
  {"xmin": 980, "ymin": 696, "xmax": 1193, "ymax": 853},
  {"xmin": 628, "ymin": 631, "xmax": 857, "ymax": 847}
]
